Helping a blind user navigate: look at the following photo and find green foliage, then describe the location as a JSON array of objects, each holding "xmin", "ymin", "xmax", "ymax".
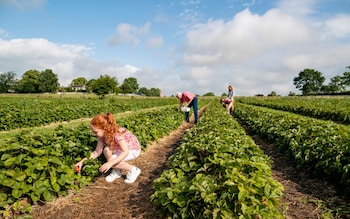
[
  {"xmin": 236, "ymin": 96, "xmax": 350, "ymax": 124},
  {"xmin": 293, "ymin": 68, "xmax": 325, "ymax": 95},
  {"xmin": 0, "ymin": 124, "xmax": 98, "ymax": 217},
  {"xmin": 234, "ymin": 102, "xmax": 350, "ymax": 195},
  {"xmin": 203, "ymin": 92, "xmax": 215, "ymax": 96},
  {"xmin": 138, "ymin": 87, "xmax": 161, "ymax": 96},
  {"xmin": 17, "ymin": 70, "xmax": 40, "ymax": 93},
  {"xmin": 71, "ymin": 77, "xmax": 88, "ymax": 86},
  {"xmin": 38, "ymin": 69, "xmax": 59, "ymax": 93},
  {"xmin": 91, "ymin": 74, "xmax": 118, "ymax": 97},
  {"xmin": 0, "ymin": 71, "xmax": 17, "ymax": 93},
  {"xmin": 16, "ymin": 69, "xmax": 59, "ymax": 93},
  {"xmin": 120, "ymin": 77, "xmax": 139, "ymax": 94},
  {"xmin": 151, "ymin": 102, "xmax": 284, "ymax": 218},
  {"xmin": 0, "ymin": 99, "xmax": 204, "ymax": 217},
  {"xmin": 0, "ymin": 95, "xmax": 179, "ymax": 131}
]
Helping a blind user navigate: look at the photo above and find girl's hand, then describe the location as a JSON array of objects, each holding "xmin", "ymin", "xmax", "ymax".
[
  {"xmin": 99, "ymin": 161, "xmax": 113, "ymax": 173},
  {"xmin": 75, "ymin": 162, "xmax": 83, "ymax": 173},
  {"xmin": 75, "ymin": 158, "xmax": 87, "ymax": 173}
]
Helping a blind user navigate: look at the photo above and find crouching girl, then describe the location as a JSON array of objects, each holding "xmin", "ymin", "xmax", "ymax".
[{"xmin": 75, "ymin": 112, "xmax": 141, "ymax": 184}]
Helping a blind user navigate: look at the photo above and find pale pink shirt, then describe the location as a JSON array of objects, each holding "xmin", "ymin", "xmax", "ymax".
[{"xmin": 179, "ymin": 91, "xmax": 196, "ymax": 104}]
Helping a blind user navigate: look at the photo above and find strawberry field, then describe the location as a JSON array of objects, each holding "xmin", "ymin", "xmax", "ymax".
[{"xmin": 0, "ymin": 94, "xmax": 349, "ymax": 218}]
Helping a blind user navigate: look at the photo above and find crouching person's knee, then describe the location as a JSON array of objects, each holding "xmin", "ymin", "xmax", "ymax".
[{"xmin": 103, "ymin": 146, "xmax": 114, "ymax": 160}]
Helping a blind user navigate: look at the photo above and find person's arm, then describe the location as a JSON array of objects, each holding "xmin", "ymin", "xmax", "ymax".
[
  {"xmin": 99, "ymin": 140, "xmax": 129, "ymax": 173},
  {"xmin": 178, "ymin": 102, "xmax": 183, "ymax": 112},
  {"xmin": 90, "ymin": 138, "xmax": 104, "ymax": 159},
  {"xmin": 75, "ymin": 138, "xmax": 104, "ymax": 172},
  {"xmin": 187, "ymin": 97, "xmax": 193, "ymax": 105}
]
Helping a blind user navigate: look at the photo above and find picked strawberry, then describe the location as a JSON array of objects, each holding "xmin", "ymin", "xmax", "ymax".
[{"xmin": 75, "ymin": 165, "xmax": 80, "ymax": 173}]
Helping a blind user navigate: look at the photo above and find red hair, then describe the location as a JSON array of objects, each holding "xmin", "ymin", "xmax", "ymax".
[{"xmin": 90, "ymin": 112, "xmax": 120, "ymax": 151}]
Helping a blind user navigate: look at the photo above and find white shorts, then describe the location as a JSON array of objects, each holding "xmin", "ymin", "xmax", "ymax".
[{"xmin": 112, "ymin": 149, "xmax": 141, "ymax": 162}]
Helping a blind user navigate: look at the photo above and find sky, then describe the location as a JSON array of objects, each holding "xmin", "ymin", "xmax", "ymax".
[{"xmin": 1, "ymin": 0, "xmax": 350, "ymax": 96}]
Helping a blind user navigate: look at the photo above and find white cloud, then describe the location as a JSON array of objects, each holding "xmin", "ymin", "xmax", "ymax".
[
  {"xmin": 146, "ymin": 35, "xmax": 164, "ymax": 48},
  {"xmin": 323, "ymin": 14, "xmax": 350, "ymax": 38},
  {"xmin": 177, "ymin": 4, "xmax": 350, "ymax": 96},
  {"xmin": 109, "ymin": 22, "xmax": 151, "ymax": 46},
  {"xmin": 0, "ymin": 38, "xmax": 140, "ymax": 87},
  {"xmin": 277, "ymin": 0, "xmax": 317, "ymax": 16},
  {"xmin": 184, "ymin": 8, "xmax": 311, "ymax": 65}
]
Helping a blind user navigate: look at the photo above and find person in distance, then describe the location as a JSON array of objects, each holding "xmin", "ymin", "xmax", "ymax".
[
  {"xmin": 224, "ymin": 85, "xmax": 235, "ymax": 114},
  {"xmin": 75, "ymin": 112, "xmax": 141, "ymax": 184},
  {"xmin": 176, "ymin": 91, "xmax": 198, "ymax": 124}
]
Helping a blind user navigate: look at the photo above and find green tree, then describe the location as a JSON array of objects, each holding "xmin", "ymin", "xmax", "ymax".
[
  {"xmin": 293, "ymin": 69, "xmax": 325, "ymax": 95},
  {"xmin": 71, "ymin": 77, "xmax": 88, "ymax": 86},
  {"xmin": 120, "ymin": 81, "xmax": 134, "ymax": 94},
  {"xmin": 120, "ymin": 77, "xmax": 139, "ymax": 93},
  {"xmin": 38, "ymin": 69, "xmax": 59, "ymax": 92},
  {"xmin": 0, "ymin": 71, "xmax": 17, "ymax": 93},
  {"xmin": 137, "ymin": 87, "xmax": 161, "ymax": 96},
  {"xmin": 91, "ymin": 75, "xmax": 118, "ymax": 97},
  {"xmin": 322, "ymin": 75, "xmax": 346, "ymax": 93},
  {"xmin": 149, "ymin": 88, "xmax": 161, "ymax": 96},
  {"xmin": 138, "ymin": 87, "xmax": 149, "ymax": 96},
  {"xmin": 17, "ymin": 70, "xmax": 40, "ymax": 93},
  {"xmin": 341, "ymin": 66, "xmax": 350, "ymax": 88},
  {"xmin": 203, "ymin": 92, "xmax": 215, "ymax": 96},
  {"xmin": 86, "ymin": 79, "xmax": 96, "ymax": 92},
  {"xmin": 268, "ymin": 91, "xmax": 277, "ymax": 96}
]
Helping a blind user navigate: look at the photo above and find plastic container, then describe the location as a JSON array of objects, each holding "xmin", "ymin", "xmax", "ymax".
[{"xmin": 181, "ymin": 106, "xmax": 190, "ymax": 112}]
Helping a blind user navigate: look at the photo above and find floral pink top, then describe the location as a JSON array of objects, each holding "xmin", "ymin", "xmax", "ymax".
[{"xmin": 105, "ymin": 127, "xmax": 141, "ymax": 153}]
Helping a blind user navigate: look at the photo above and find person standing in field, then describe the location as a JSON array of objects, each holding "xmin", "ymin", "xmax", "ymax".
[
  {"xmin": 227, "ymin": 85, "xmax": 235, "ymax": 112},
  {"xmin": 176, "ymin": 91, "xmax": 198, "ymax": 124},
  {"xmin": 226, "ymin": 85, "xmax": 235, "ymax": 114},
  {"xmin": 75, "ymin": 112, "xmax": 141, "ymax": 184}
]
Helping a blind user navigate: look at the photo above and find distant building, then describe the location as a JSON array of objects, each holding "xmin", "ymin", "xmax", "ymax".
[{"xmin": 70, "ymin": 84, "xmax": 86, "ymax": 91}]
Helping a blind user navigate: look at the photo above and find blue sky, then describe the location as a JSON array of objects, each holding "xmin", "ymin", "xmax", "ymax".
[{"xmin": 1, "ymin": 0, "xmax": 350, "ymax": 96}]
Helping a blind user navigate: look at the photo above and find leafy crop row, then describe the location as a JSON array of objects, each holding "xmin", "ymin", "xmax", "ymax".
[
  {"xmin": 0, "ymin": 95, "xmax": 178, "ymax": 131},
  {"xmin": 0, "ymin": 104, "xmax": 186, "ymax": 218},
  {"xmin": 236, "ymin": 96, "xmax": 350, "ymax": 124},
  {"xmin": 234, "ymin": 102, "xmax": 350, "ymax": 195},
  {"xmin": 151, "ymin": 102, "xmax": 284, "ymax": 218}
]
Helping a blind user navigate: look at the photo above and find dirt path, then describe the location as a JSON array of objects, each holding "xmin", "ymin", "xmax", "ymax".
[
  {"xmin": 251, "ymin": 134, "xmax": 350, "ymax": 219},
  {"xmin": 31, "ymin": 109, "xmax": 350, "ymax": 219}
]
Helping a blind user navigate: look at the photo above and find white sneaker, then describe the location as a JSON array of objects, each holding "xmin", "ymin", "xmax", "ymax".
[
  {"xmin": 105, "ymin": 169, "xmax": 122, "ymax": 182},
  {"xmin": 124, "ymin": 167, "xmax": 141, "ymax": 184}
]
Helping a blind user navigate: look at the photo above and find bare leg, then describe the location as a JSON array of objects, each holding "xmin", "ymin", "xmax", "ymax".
[{"xmin": 103, "ymin": 147, "xmax": 133, "ymax": 171}]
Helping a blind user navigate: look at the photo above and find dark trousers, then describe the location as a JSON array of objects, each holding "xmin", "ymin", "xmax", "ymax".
[{"xmin": 185, "ymin": 97, "xmax": 198, "ymax": 123}]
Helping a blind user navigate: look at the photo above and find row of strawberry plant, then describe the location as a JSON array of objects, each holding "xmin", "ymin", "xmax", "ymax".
[
  {"xmin": 234, "ymin": 102, "xmax": 350, "ymax": 195},
  {"xmin": 0, "ymin": 104, "xmax": 188, "ymax": 218},
  {"xmin": 151, "ymin": 102, "xmax": 284, "ymax": 218},
  {"xmin": 236, "ymin": 96, "xmax": 350, "ymax": 124},
  {"xmin": 0, "ymin": 95, "xmax": 178, "ymax": 131}
]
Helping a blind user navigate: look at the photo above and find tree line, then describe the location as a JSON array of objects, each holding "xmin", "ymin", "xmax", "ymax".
[
  {"xmin": 0, "ymin": 69, "xmax": 161, "ymax": 97},
  {"xmin": 1, "ymin": 67, "xmax": 349, "ymax": 96},
  {"xmin": 293, "ymin": 67, "xmax": 350, "ymax": 96}
]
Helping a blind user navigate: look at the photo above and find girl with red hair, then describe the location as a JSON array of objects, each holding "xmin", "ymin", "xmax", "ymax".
[{"xmin": 75, "ymin": 112, "xmax": 141, "ymax": 183}]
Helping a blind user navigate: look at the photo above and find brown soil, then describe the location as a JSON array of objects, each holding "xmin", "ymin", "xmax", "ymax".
[{"xmin": 31, "ymin": 108, "xmax": 350, "ymax": 219}]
